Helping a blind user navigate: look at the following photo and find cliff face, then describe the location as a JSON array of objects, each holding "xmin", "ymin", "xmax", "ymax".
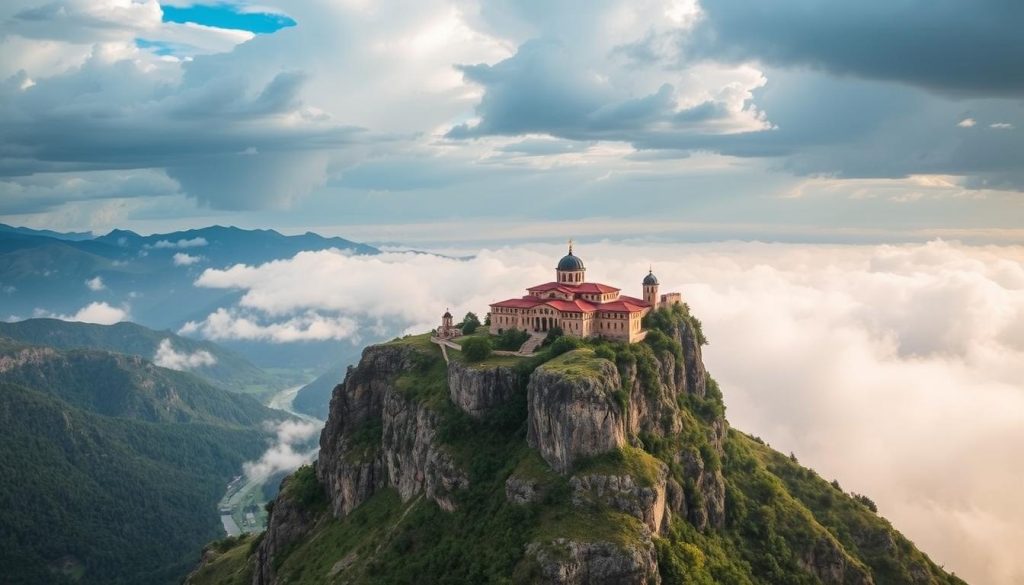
[
  {"xmin": 229, "ymin": 307, "xmax": 964, "ymax": 585},
  {"xmin": 315, "ymin": 344, "xmax": 467, "ymax": 518}
]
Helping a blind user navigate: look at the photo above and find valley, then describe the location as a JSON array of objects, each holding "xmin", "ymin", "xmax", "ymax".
[{"xmin": 219, "ymin": 384, "xmax": 326, "ymax": 536}]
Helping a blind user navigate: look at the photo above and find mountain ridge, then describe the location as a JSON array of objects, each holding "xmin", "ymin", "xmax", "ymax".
[
  {"xmin": 0, "ymin": 339, "xmax": 287, "ymax": 584},
  {"xmin": 0, "ymin": 318, "xmax": 282, "ymax": 398},
  {"xmin": 188, "ymin": 305, "xmax": 963, "ymax": 585}
]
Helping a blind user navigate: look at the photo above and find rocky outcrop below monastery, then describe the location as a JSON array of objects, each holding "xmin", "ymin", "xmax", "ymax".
[{"xmin": 224, "ymin": 307, "xmax": 965, "ymax": 585}]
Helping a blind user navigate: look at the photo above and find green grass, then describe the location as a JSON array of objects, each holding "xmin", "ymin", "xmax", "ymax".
[
  {"xmin": 511, "ymin": 449, "xmax": 559, "ymax": 483},
  {"xmin": 393, "ymin": 352, "xmax": 450, "ymax": 409},
  {"xmin": 573, "ymin": 445, "xmax": 665, "ymax": 487},
  {"xmin": 384, "ymin": 332, "xmax": 439, "ymax": 353},
  {"xmin": 275, "ymin": 490, "xmax": 408, "ymax": 584},
  {"xmin": 533, "ymin": 507, "xmax": 650, "ymax": 549},
  {"xmin": 535, "ymin": 348, "xmax": 607, "ymax": 380},
  {"xmin": 183, "ymin": 535, "xmax": 256, "ymax": 585},
  {"xmin": 447, "ymin": 348, "xmax": 524, "ymax": 369}
]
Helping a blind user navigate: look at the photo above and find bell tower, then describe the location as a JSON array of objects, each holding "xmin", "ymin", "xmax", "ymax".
[{"xmin": 642, "ymin": 268, "xmax": 659, "ymax": 308}]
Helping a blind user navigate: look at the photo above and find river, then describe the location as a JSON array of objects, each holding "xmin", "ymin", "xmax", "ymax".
[{"xmin": 218, "ymin": 384, "xmax": 325, "ymax": 536}]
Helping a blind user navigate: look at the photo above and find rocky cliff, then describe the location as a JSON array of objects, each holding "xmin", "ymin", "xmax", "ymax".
[{"xmin": 192, "ymin": 305, "xmax": 966, "ymax": 585}]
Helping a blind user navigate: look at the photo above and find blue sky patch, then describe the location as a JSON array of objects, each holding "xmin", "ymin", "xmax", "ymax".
[
  {"xmin": 161, "ymin": 3, "xmax": 295, "ymax": 34},
  {"xmin": 136, "ymin": 39, "xmax": 178, "ymax": 56}
]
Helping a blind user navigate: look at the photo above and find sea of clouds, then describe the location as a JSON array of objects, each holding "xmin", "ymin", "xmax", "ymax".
[{"xmin": 182, "ymin": 239, "xmax": 1023, "ymax": 584}]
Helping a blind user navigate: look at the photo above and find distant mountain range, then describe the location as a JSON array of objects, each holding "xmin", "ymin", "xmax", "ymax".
[
  {"xmin": 0, "ymin": 224, "xmax": 377, "ymax": 330},
  {"xmin": 0, "ymin": 319, "xmax": 283, "ymax": 399},
  {"xmin": 0, "ymin": 224, "xmax": 383, "ymax": 396},
  {"xmin": 0, "ymin": 337, "xmax": 286, "ymax": 585}
]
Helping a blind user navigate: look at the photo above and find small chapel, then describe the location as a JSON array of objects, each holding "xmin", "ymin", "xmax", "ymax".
[{"xmin": 486, "ymin": 242, "xmax": 682, "ymax": 343}]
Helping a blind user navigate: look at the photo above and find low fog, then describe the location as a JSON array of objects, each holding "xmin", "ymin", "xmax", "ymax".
[{"xmin": 188, "ymin": 239, "xmax": 1023, "ymax": 584}]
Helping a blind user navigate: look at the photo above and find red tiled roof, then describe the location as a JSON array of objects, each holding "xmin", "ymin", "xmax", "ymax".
[
  {"xmin": 527, "ymin": 281, "xmax": 620, "ymax": 294},
  {"xmin": 596, "ymin": 300, "xmax": 647, "ymax": 313},
  {"xmin": 544, "ymin": 299, "xmax": 597, "ymax": 313},
  {"xmin": 572, "ymin": 282, "xmax": 620, "ymax": 294},
  {"xmin": 490, "ymin": 297, "xmax": 543, "ymax": 309},
  {"xmin": 618, "ymin": 295, "xmax": 651, "ymax": 307},
  {"xmin": 526, "ymin": 282, "xmax": 576, "ymax": 294}
]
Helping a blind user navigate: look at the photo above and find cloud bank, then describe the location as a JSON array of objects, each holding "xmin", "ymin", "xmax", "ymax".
[
  {"xmin": 243, "ymin": 419, "xmax": 320, "ymax": 481},
  {"xmin": 152, "ymin": 338, "xmax": 216, "ymax": 371},
  {"xmin": 184, "ymin": 240, "xmax": 1023, "ymax": 584}
]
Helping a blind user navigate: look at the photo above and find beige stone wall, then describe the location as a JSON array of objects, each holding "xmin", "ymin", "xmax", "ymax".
[{"xmin": 659, "ymin": 292, "xmax": 682, "ymax": 307}]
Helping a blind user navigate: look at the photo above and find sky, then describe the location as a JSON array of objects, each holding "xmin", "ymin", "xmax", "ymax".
[
  {"xmin": 3, "ymin": 2, "xmax": 1023, "ymax": 583},
  {"xmin": 0, "ymin": 0, "xmax": 1021, "ymax": 243}
]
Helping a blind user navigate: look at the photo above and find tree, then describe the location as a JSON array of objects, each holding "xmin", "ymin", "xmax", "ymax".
[
  {"xmin": 461, "ymin": 312, "xmax": 481, "ymax": 334},
  {"xmin": 542, "ymin": 326, "xmax": 564, "ymax": 346},
  {"xmin": 462, "ymin": 337, "xmax": 492, "ymax": 362}
]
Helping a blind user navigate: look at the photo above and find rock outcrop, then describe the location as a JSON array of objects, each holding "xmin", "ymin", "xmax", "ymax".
[
  {"xmin": 570, "ymin": 469, "xmax": 668, "ymax": 534},
  {"xmin": 251, "ymin": 476, "xmax": 320, "ymax": 585},
  {"xmin": 314, "ymin": 345, "xmax": 467, "ymax": 517},
  {"xmin": 231, "ymin": 310, "xmax": 964, "ymax": 585},
  {"xmin": 381, "ymin": 386, "xmax": 467, "ymax": 511},
  {"xmin": 447, "ymin": 359, "xmax": 519, "ymax": 419},
  {"xmin": 525, "ymin": 317, "xmax": 726, "ymax": 532},
  {"xmin": 798, "ymin": 534, "xmax": 874, "ymax": 585},
  {"xmin": 526, "ymin": 355, "xmax": 626, "ymax": 474},
  {"xmin": 525, "ymin": 538, "xmax": 661, "ymax": 585}
]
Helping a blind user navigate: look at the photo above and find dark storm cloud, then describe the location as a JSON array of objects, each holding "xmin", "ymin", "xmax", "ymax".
[
  {"xmin": 0, "ymin": 53, "xmax": 363, "ymax": 211},
  {"xmin": 693, "ymin": 0, "xmax": 1024, "ymax": 95}
]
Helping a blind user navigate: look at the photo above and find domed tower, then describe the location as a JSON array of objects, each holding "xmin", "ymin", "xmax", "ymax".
[
  {"xmin": 642, "ymin": 268, "xmax": 659, "ymax": 308},
  {"xmin": 556, "ymin": 240, "xmax": 586, "ymax": 284}
]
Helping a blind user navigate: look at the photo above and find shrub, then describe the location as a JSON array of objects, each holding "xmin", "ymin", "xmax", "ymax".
[
  {"xmin": 594, "ymin": 346, "xmax": 616, "ymax": 361},
  {"xmin": 548, "ymin": 335, "xmax": 583, "ymax": 357},
  {"xmin": 852, "ymin": 493, "xmax": 878, "ymax": 513},
  {"xmin": 462, "ymin": 337, "xmax": 492, "ymax": 362},
  {"xmin": 542, "ymin": 326, "xmax": 564, "ymax": 346},
  {"xmin": 461, "ymin": 312, "xmax": 481, "ymax": 334},
  {"xmin": 494, "ymin": 328, "xmax": 530, "ymax": 351}
]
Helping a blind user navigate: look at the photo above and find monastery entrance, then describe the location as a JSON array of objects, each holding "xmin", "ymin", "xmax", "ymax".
[{"xmin": 533, "ymin": 316, "xmax": 555, "ymax": 332}]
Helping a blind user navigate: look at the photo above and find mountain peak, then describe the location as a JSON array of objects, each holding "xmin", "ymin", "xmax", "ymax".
[{"xmin": 189, "ymin": 305, "xmax": 963, "ymax": 585}]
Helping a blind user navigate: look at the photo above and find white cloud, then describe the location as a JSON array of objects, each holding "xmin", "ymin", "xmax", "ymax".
[
  {"xmin": 173, "ymin": 252, "xmax": 202, "ymax": 266},
  {"xmin": 85, "ymin": 276, "xmax": 105, "ymax": 291},
  {"xmin": 243, "ymin": 419, "xmax": 320, "ymax": 481},
  {"xmin": 957, "ymin": 117, "xmax": 976, "ymax": 128},
  {"xmin": 990, "ymin": 122, "xmax": 1014, "ymax": 130},
  {"xmin": 152, "ymin": 338, "xmax": 216, "ymax": 370},
  {"xmin": 179, "ymin": 308, "xmax": 358, "ymax": 342},
  {"xmin": 183, "ymin": 240, "xmax": 1023, "ymax": 584},
  {"xmin": 48, "ymin": 301, "xmax": 129, "ymax": 324},
  {"xmin": 152, "ymin": 237, "xmax": 208, "ymax": 249}
]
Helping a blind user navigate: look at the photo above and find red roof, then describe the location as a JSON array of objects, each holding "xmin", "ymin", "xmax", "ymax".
[
  {"xmin": 596, "ymin": 300, "xmax": 647, "ymax": 313},
  {"xmin": 491, "ymin": 297, "xmax": 543, "ymax": 309},
  {"xmin": 619, "ymin": 295, "xmax": 650, "ymax": 306},
  {"xmin": 527, "ymin": 281, "xmax": 620, "ymax": 294},
  {"xmin": 526, "ymin": 282, "xmax": 576, "ymax": 294},
  {"xmin": 571, "ymin": 282, "xmax": 620, "ymax": 294},
  {"xmin": 544, "ymin": 299, "xmax": 597, "ymax": 313}
]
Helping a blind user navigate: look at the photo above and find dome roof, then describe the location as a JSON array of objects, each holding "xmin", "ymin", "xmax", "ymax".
[
  {"xmin": 557, "ymin": 253, "xmax": 585, "ymax": 271},
  {"xmin": 443, "ymin": 309, "xmax": 452, "ymax": 319},
  {"xmin": 557, "ymin": 241, "xmax": 585, "ymax": 271},
  {"xmin": 643, "ymin": 270, "xmax": 659, "ymax": 285}
]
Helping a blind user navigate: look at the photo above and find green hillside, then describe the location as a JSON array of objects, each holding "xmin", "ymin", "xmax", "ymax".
[
  {"xmin": 0, "ymin": 319, "xmax": 282, "ymax": 398},
  {"xmin": 0, "ymin": 382, "xmax": 269, "ymax": 585},
  {"xmin": 0, "ymin": 339, "xmax": 281, "ymax": 426},
  {"xmin": 0, "ymin": 341, "xmax": 287, "ymax": 585}
]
